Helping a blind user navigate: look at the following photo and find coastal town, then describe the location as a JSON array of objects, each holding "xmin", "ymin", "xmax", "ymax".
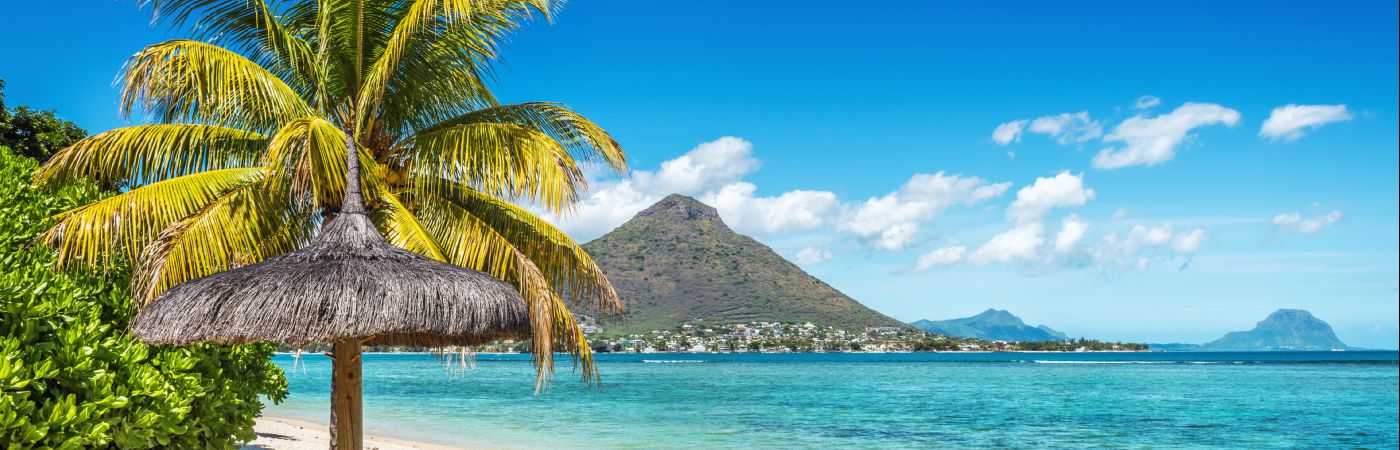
[
  {"xmin": 581, "ymin": 321, "xmax": 1147, "ymax": 353},
  {"xmin": 397, "ymin": 319, "xmax": 1148, "ymax": 354},
  {"xmin": 278, "ymin": 320, "xmax": 1146, "ymax": 354}
]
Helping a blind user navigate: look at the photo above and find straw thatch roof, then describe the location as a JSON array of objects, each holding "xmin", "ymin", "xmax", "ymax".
[{"xmin": 131, "ymin": 134, "xmax": 530, "ymax": 348}]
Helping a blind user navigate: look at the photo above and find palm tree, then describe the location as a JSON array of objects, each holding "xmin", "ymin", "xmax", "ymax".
[{"xmin": 33, "ymin": 0, "xmax": 624, "ymax": 385}]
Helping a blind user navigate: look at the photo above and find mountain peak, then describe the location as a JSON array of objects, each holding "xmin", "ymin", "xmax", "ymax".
[
  {"xmin": 582, "ymin": 194, "xmax": 905, "ymax": 334},
  {"xmin": 971, "ymin": 309, "xmax": 1023, "ymax": 325},
  {"xmin": 911, "ymin": 309, "xmax": 1067, "ymax": 342},
  {"xmin": 1264, "ymin": 309, "xmax": 1314, "ymax": 322},
  {"xmin": 636, "ymin": 194, "xmax": 721, "ymax": 222},
  {"xmin": 1201, "ymin": 308, "xmax": 1347, "ymax": 351},
  {"xmin": 977, "ymin": 308, "xmax": 1013, "ymax": 317}
]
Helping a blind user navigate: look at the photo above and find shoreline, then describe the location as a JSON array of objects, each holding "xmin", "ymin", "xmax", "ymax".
[
  {"xmin": 275, "ymin": 349, "xmax": 1157, "ymax": 355},
  {"xmin": 242, "ymin": 416, "xmax": 461, "ymax": 450}
]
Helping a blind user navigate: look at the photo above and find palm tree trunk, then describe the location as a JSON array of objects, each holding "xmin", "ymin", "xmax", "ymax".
[{"xmin": 329, "ymin": 339, "xmax": 363, "ymax": 450}]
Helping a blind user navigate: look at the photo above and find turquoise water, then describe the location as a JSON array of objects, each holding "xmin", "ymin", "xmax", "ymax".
[{"xmin": 266, "ymin": 352, "xmax": 1399, "ymax": 448}]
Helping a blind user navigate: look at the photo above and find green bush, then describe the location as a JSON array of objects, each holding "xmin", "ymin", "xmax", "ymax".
[
  {"xmin": 0, "ymin": 80, "xmax": 88, "ymax": 162},
  {"xmin": 0, "ymin": 146, "xmax": 287, "ymax": 449}
]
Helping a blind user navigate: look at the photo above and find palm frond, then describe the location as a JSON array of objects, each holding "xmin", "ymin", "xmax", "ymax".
[
  {"xmin": 121, "ymin": 39, "xmax": 315, "ymax": 133},
  {"xmin": 370, "ymin": 16, "xmax": 502, "ymax": 137},
  {"xmin": 263, "ymin": 117, "xmax": 382, "ymax": 210},
  {"xmin": 41, "ymin": 168, "xmax": 266, "ymax": 269},
  {"xmin": 370, "ymin": 189, "xmax": 446, "ymax": 261},
  {"xmin": 419, "ymin": 102, "xmax": 626, "ymax": 175},
  {"xmin": 402, "ymin": 122, "xmax": 585, "ymax": 213},
  {"xmin": 424, "ymin": 180, "xmax": 622, "ymax": 315},
  {"xmin": 356, "ymin": 0, "xmax": 523, "ymax": 135},
  {"xmin": 144, "ymin": 0, "xmax": 321, "ymax": 95},
  {"xmin": 34, "ymin": 124, "xmax": 267, "ymax": 187},
  {"xmin": 254, "ymin": 208, "xmax": 324, "ymax": 259},
  {"xmin": 131, "ymin": 178, "xmax": 301, "ymax": 303},
  {"xmin": 413, "ymin": 190, "xmax": 596, "ymax": 388},
  {"xmin": 318, "ymin": 0, "xmax": 402, "ymax": 104}
]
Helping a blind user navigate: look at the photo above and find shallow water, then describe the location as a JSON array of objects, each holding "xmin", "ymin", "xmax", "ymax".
[{"xmin": 266, "ymin": 352, "xmax": 1399, "ymax": 448}]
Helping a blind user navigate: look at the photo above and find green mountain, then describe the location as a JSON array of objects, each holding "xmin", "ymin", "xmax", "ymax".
[
  {"xmin": 582, "ymin": 194, "xmax": 907, "ymax": 334},
  {"xmin": 909, "ymin": 309, "xmax": 1069, "ymax": 342},
  {"xmin": 1199, "ymin": 309, "xmax": 1349, "ymax": 351}
]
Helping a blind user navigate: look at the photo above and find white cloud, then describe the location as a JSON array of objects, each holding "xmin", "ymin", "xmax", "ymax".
[
  {"xmin": 557, "ymin": 137, "xmax": 1011, "ymax": 258},
  {"xmin": 553, "ymin": 136, "xmax": 839, "ymax": 240},
  {"xmin": 895, "ymin": 165, "xmax": 1205, "ymax": 276},
  {"xmin": 970, "ymin": 222, "xmax": 1046, "ymax": 265},
  {"xmin": 1088, "ymin": 222, "xmax": 1207, "ymax": 274},
  {"xmin": 1006, "ymin": 171, "xmax": 1096, "ymax": 223},
  {"xmin": 992, "ymin": 120, "xmax": 1027, "ymax": 145},
  {"xmin": 706, "ymin": 183, "xmax": 838, "ymax": 235},
  {"xmin": 794, "ymin": 244, "xmax": 832, "ymax": 265},
  {"xmin": 1260, "ymin": 104, "xmax": 1352, "ymax": 142},
  {"xmin": 914, "ymin": 245, "xmax": 967, "ymax": 271},
  {"xmin": 1173, "ymin": 228, "xmax": 1207, "ymax": 253},
  {"xmin": 840, "ymin": 172, "xmax": 1011, "ymax": 251},
  {"xmin": 1092, "ymin": 102, "xmax": 1240, "ymax": 169},
  {"xmin": 995, "ymin": 112, "xmax": 1103, "ymax": 146},
  {"xmin": 1028, "ymin": 111, "xmax": 1104, "ymax": 145},
  {"xmin": 549, "ymin": 178, "xmax": 658, "ymax": 239},
  {"xmin": 1054, "ymin": 215, "xmax": 1090, "ymax": 252},
  {"xmin": 642, "ymin": 136, "xmax": 759, "ymax": 193},
  {"xmin": 874, "ymin": 223, "xmax": 919, "ymax": 251},
  {"xmin": 946, "ymin": 211, "xmax": 1206, "ymax": 275},
  {"xmin": 1134, "ymin": 95, "xmax": 1162, "ymax": 110},
  {"xmin": 1272, "ymin": 210, "xmax": 1343, "ymax": 234},
  {"xmin": 1133, "ymin": 223, "xmax": 1175, "ymax": 246}
]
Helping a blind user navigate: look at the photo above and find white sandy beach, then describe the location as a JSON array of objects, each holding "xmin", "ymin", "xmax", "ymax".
[{"xmin": 241, "ymin": 416, "xmax": 460, "ymax": 450}]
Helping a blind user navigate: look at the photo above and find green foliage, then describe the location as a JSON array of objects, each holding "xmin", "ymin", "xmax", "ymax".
[
  {"xmin": 0, "ymin": 147, "xmax": 286, "ymax": 449},
  {"xmin": 0, "ymin": 80, "xmax": 88, "ymax": 161},
  {"xmin": 1012, "ymin": 339, "xmax": 1148, "ymax": 352}
]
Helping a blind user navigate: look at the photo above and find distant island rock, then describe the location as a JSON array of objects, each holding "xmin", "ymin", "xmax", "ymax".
[
  {"xmin": 582, "ymin": 194, "xmax": 908, "ymax": 335},
  {"xmin": 1152, "ymin": 309, "xmax": 1350, "ymax": 351},
  {"xmin": 1202, "ymin": 309, "xmax": 1350, "ymax": 351},
  {"xmin": 910, "ymin": 309, "xmax": 1068, "ymax": 342}
]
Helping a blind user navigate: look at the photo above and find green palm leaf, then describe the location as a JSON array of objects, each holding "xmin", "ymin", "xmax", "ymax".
[
  {"xmin": 34, "ymin": 124, "xmax": 267, "ymax": 187},
  {"xmin": 42, "ymin": 168, "xmax": 266, "ymax": 269},
  {"xmin": 404, "ymin": 122, "xmax": 585, "ymax": 213},
  {"xmin": 122, "ymin": 40, "xmax": 314, "ymax": 133},
  {"xmin": 132, "ymin": 179, "xmax": 300, "ymax": 303},
  {"xmin": 412, "ymin": 190, "xmax": 594, "ymax": 387},
  {"xmin": 145, "ymin": 0, "xmax": 321, "ymax": 95},
  {"xmin": 421, "ymin": 102, "xmax": 626, "ymax": 174},
  {"xmin": 423, "ymin": 180, "xmax": 622, "ymax": 315}
]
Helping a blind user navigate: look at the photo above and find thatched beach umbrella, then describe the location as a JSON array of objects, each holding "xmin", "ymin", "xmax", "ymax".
[{"xmin": 131, "ymin": 135, "xmax": 530, "ymax": 449}]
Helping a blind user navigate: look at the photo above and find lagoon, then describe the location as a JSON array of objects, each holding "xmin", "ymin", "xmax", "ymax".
[{"xmin": 265, "ymin": 352, "xmax": 1399, "ymax": 448}]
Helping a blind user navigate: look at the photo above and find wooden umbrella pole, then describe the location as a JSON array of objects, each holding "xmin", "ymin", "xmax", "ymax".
[
  {"xmin": 331, "ymin": 130, "xmax": 365, "ymax": 450},
  {"xmin": 330, "ymin": 339, "xmax": 363, "ymax": 450}
]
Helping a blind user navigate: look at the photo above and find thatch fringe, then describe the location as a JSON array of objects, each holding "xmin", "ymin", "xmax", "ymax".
[{"xmin": 131, "ymin": 211, "xmax": 531, "ymax": 347}]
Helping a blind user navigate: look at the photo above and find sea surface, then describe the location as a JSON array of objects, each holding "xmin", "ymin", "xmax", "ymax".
[{"xmin": 265, "ymin": 352, "xmax": 1399, "ymax": 448}]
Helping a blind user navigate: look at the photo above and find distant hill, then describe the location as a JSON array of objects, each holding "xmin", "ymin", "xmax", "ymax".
[
  {"xmin": 582, "ymin": 194, "xmax": 907, "ymax": 334},
  {"xmin": 1197, "ymin": 309, "xmax": 1349, "ymax": 351},
  {"xmin": 910, "ymin": 309, "xmax": 1068, "ymax": 342}
]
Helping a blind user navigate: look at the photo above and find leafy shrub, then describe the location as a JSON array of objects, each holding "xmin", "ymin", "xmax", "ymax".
[
  {"xmin": 0, "ymin": 146, "xmax": 286, "ymax": 449},
  {"xmin": 0, "ymin": 80, "xmax": 88, "ymax": 162}
]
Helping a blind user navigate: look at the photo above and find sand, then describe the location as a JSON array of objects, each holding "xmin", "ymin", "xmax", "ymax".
[{"xmin": 240, "ymin": 416, "xmax": 460, "ymax": 450}]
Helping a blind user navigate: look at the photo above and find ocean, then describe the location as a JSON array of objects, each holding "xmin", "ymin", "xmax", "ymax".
[{"xmin": 265, "ymin": 352, "xmax": 1399, "ymax": 448}]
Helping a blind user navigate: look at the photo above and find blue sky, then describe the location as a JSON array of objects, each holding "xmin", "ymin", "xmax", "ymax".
[{"xmin": 2, "ymin": 1, "xmax": 1396, "ymax": 348}]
